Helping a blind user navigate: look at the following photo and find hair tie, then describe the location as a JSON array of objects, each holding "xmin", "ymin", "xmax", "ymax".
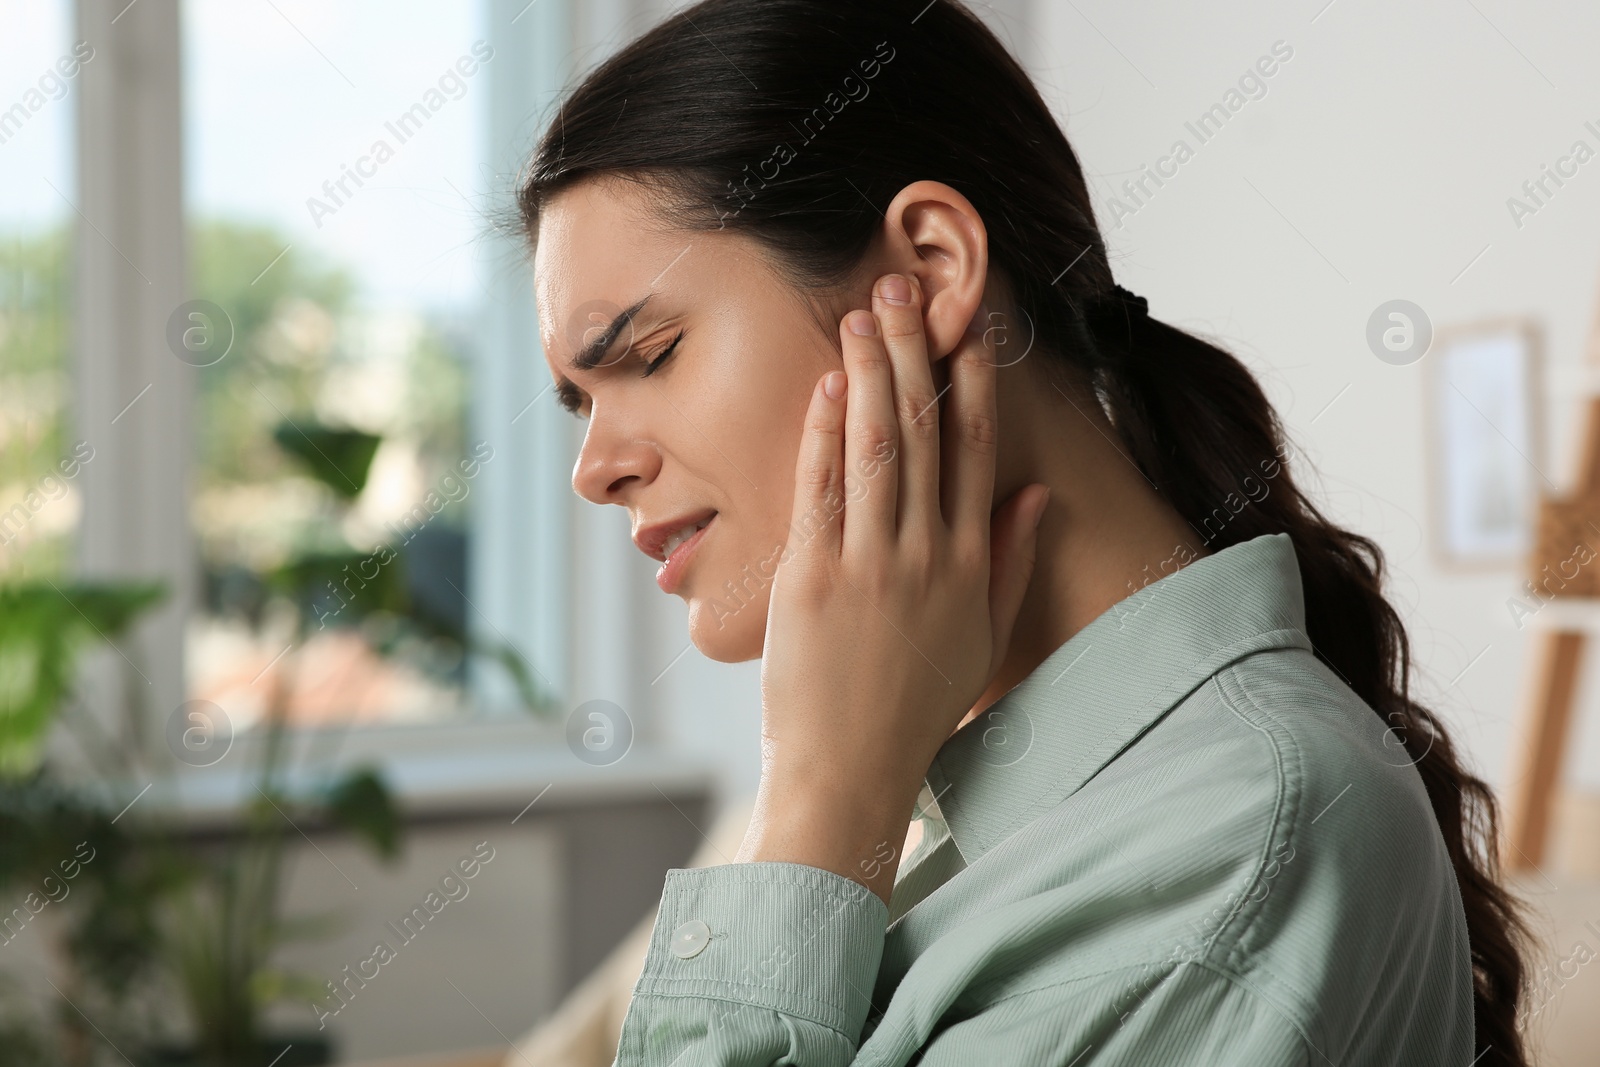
[
  {"xmin": 1082, "ymin": 284, "xmax": 1149, "ymax": 351},
  {"xmin": 1085, "ymin": 284, "xmax": 1148, "ymax": 321}
]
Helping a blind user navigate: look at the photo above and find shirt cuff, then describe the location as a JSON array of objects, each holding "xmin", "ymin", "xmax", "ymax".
[{"xmin": 632, "ymin": 862, "xmax": 890, "ymax": 1040}]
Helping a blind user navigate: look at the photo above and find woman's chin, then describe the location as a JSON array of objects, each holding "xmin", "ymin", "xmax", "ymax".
[{"xmin": 685, "ymin": 593, "xmax": 766, "ymax": 663}]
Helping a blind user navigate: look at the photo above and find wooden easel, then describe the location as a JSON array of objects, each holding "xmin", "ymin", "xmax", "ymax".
[{"xmin": 1502, "ymin": 287, "xmax": 1600, "ymax": 872}]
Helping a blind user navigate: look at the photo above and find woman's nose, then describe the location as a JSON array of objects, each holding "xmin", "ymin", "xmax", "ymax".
[{"xmin": 571, "ymin": 418, "xmax": 662, "ymax": 505}]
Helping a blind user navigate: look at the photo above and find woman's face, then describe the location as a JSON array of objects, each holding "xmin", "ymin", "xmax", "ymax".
[{"xmin": 535, "ymin": 178, "xmax": 844, "ymax": 663}]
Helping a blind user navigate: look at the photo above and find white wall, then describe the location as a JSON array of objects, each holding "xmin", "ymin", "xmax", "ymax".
[
  {"xmin": 633, "ymin": 0, "xmax": 1600, "ymax": 810},
  {"xmin": 270, "ymin": 821, "xmax": 566, "ymax": 1061}
]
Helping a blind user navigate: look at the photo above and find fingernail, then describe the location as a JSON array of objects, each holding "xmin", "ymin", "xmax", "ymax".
[
  {"xmin": 1032, "ymin": 487, "xmax": 1050, "ymax": 529},
  {"xmin": 876, "ymin": 274, "xmax": 912, "ymax": 305},
  {"xmin": 824, "ymin": 370, "xmax": 847, "ymax": 399},
  {"xmin": 846, "ymin": 310, "xmax": 878, "ymax": 336}
]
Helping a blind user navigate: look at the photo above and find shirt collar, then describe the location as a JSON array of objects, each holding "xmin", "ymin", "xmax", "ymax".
[{"xmin": 924, "ymin": 532, "xmax": 1313, "ymax": 866}]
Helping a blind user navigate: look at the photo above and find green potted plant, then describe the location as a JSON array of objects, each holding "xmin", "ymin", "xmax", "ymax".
[
  {"xmin": 146, "ymin": 687, "xmax": 402, "ymax": 1067},
  {"xmin": 0, "ymin": 578, "xmax": 400, "ymax": 1067},
  {"xmin": 140, "ymin": 417, "xmax": 553, "ymax": 1066},
  {"xmin": 0, "ymin": 580, "xmax": 173, "ymax": 1067}
]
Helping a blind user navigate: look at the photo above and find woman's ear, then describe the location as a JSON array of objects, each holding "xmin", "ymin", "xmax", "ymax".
[{"xmin": 880, "ymin": 180, "xmax": 988, "ymax": 359}]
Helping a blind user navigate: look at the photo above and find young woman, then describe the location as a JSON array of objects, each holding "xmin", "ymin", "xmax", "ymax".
[{"xmin": 517, "ymin": 1, "xmax": 1532, "ymax": 1063}]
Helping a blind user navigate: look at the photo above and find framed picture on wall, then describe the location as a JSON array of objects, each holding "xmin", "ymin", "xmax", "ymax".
[{"xmin": 1423, "ymin": 318, "xmax": 1544, "ymax": 568}]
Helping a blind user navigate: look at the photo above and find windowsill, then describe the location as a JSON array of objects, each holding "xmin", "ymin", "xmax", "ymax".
[{"xmin": 106, "ymin": 718, "xmax": 720, "ymax": 830}]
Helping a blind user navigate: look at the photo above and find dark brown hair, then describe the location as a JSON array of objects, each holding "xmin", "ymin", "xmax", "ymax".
[{"xmin": 516, "ymin": 1, "xmax": 1532, "ymax": 1059}]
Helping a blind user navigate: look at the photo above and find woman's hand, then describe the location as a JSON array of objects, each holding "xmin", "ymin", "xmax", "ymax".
[{"xmin": 736, "ymin": 273, "xmax": 1051, "ymax": 902}]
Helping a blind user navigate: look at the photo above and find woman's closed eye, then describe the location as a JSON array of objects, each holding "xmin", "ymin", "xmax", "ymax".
[
  {"xmin": 640, "ymin": 328, "xmax": 685, "ymax": 377},
  {"xmin": 555, "ymin": 328, "xmax": 686, "ymax": 417}
]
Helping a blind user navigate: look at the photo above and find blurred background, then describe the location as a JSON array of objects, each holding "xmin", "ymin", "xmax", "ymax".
[{"xmin": 2, "ymin": 0, "xmax": 1599, "ymax": 1064}]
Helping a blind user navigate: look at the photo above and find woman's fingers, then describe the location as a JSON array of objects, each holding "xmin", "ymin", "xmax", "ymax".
[
  {"xmin": 840, "ymin": 307, "xmax": 900, "ymax": 551},
  {"xmin": 943, "ymin": 324, "xmax": 1002, "ymax": 552},
  {"xmin": 786, "ymin": 371, "xmax": 849, "ymax": 571},
  {"xmin": 871, "ymin": 274, "xmax": 943, "ymax": 537}
]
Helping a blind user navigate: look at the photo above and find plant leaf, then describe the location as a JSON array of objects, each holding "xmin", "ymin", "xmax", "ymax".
[
  {"xmin": 271, "ymin": 423, "xmax": 381, "ymax": 499},
  {"xmin": 321, "ymin": 767, "xmax": 401, "ymax": 860}
]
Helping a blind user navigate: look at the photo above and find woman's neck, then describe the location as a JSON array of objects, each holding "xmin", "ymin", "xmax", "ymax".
[{"xmin": 960, "ymin": 369, "xmax": 1210, "ymax": 728}]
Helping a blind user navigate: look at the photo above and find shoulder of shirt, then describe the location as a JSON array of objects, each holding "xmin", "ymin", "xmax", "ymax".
[
  {"xmin": 962, "ymin": 643, "xmax": 1468, "ymax": 1057},
  {"xmin": 1190, "ymin": 642, "xmax": 1449, "ymax": 888},
  {"xmin": 1107, "ymin": 643, "xmax": 1467, "ymax": 1050},
  {"xmin": 1082, "ymin": 642, "xmax": 1448, "ymax": 888}
]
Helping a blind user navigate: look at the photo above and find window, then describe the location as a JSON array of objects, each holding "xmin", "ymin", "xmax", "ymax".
[
  {"xmin": 23, "ymin": 0, "xmax": 639, "ymax": 778},
  {"xmin": 0, "ymin": 1, "xmax": 79, "ymax": 581},
  {"xmin": 179, "ymin": 0, "xmax": 567, "ymax": 733}
]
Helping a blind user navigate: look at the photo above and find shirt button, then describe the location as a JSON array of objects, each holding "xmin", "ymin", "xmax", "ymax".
[{"xmin": 671, "ymin": 918, "xmax": 711, "ymax": 959}]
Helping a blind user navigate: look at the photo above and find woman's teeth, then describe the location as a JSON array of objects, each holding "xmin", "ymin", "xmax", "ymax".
[{"xmin": 663, "ymin": 518, "xmax": 711, "ymax": 560}]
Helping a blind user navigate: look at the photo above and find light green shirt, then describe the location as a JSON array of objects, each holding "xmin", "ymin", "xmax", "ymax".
[{"xmin": 616, "ymin": 533, "xmax": 1474, "ymax": 1065}]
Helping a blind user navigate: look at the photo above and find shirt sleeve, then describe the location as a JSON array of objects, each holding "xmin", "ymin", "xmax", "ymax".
[{"xmin": 613, "ymin": 862, "xmax": 889, "ymax": 1066}]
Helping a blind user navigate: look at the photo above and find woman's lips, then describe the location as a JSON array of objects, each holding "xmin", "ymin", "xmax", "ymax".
[{"xmin": 656, "ymin": 515, "xmax": 715, "ymax": 593}]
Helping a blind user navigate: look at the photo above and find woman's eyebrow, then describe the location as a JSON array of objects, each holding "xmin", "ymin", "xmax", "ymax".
[{"xmin": 570, "ymin": 295, "xmax": 651, "ymax": 371}]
